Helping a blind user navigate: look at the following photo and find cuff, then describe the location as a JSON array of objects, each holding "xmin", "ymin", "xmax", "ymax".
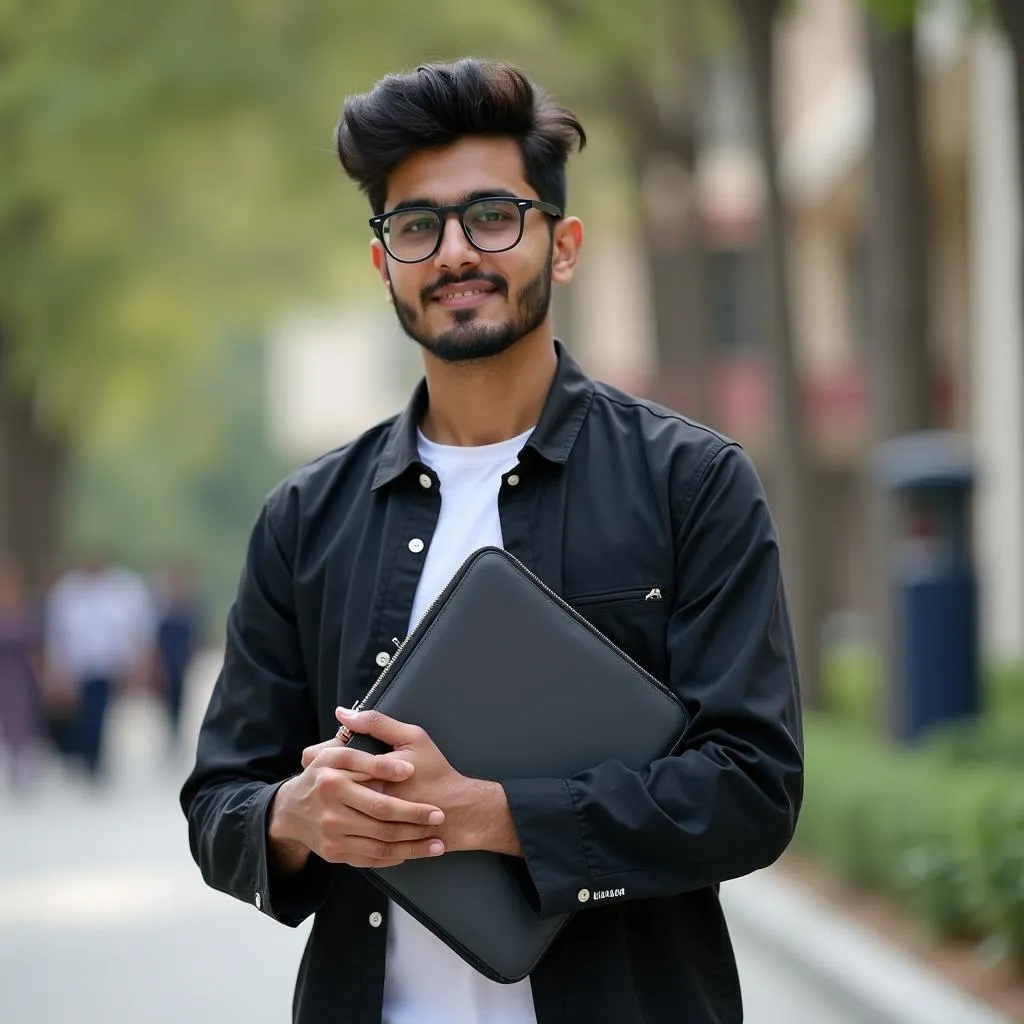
[
  {"xmin": 501, "ymin": 777, "xmax": 591, "ymax": 918},
  {"xmin": 248, "ymin": 781, "xmax": 333, "ymax": 927}
]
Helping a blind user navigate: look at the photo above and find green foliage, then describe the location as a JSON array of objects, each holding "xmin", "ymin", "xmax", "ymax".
[
  {"xmin": 3, "ymin": 0, "xmax": 621, "ymax": 582},
  {"xmin": 67, "ymin": 330, "xmax": 296, "ymax": 627},
  {"xmin": 2, "ymin": 0, "xmax": 537, "ymax": 435},
  {"xmin": 988, "ymin": 661, "xmax": 1024, "ymax": 716},
  {"xmin": 862, "ymin": 0, "xmax": 920, "ymax": 30},
  {"xmin": 861, "ymin": 0, "xmax": 996, "ymax": 33},
  {"xmin": 2, "ymin": 3, "xmax": 295, "ymax": 412},
  {"xmin": 821, "ymin": 640, "xmax": 883, "ymax": 726},
  {"xmin": 925, "ymin": 713, "xmax": 1024, "ymax": 769},
  {"xmin": 973, "ymin": 794, "xmax": 1024, "ymax": 965},
  {"xmin": 822, "ymin": 638, "xmax": 1024, "ymax": 735},
  {"xmin": 813, "ymin": 649, "xmax": 1024, "ymax": 964},
  {"xmin": 795, "ymin": 713, "xmax": 1024, "ymax": 966}
]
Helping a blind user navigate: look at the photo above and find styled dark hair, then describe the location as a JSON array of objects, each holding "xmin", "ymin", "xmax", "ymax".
[{"xmin": 335, "ymin": 59, "xmax": 586, "ymax": 215}]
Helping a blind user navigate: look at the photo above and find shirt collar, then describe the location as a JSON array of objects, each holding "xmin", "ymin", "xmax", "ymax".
[{"xmin": 371, "ymin": 339, "xmax": 595, "ymax": 491}]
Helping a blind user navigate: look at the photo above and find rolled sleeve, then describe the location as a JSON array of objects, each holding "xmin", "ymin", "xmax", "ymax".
[
  {"xmin": 251, "ymin": 781, "xmax": 334, "ymax": 926},
  {"xmin": 181, "ymin": 494, "xmax": 331, "ymax": 927},
  {"xmin": 502, "ymin": 777, "xmax": 591, "ymax": 918}
]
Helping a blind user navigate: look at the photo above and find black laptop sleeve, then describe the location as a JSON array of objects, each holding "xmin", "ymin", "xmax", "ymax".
[{"xmin": 343, "ymin": 545, "xmax": 689, "ymax": 983}]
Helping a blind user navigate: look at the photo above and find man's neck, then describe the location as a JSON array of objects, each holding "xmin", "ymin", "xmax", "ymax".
[{"xmin": 418, "ymin": 331, "xmax": 557, "ymax": 447}]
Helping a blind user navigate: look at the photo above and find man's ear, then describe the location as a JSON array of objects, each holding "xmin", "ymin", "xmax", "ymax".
[
  {"xmin": 371, "ymin": 239, "xmax": 393, "ymax": 302},
  {"xmin": 551, "ymin": 217, "xmax": 583, "ymax": 286}
]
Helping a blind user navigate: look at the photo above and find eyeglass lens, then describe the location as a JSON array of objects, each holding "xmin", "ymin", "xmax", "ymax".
[{"xmin": 384, "ymin": 199, "xmax": 523, "ymax": 261}]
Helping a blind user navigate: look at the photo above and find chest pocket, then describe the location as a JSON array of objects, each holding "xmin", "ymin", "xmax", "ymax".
[{"xmin": 565, "ymin": 585, "xmax": 671, "ymax": 682}]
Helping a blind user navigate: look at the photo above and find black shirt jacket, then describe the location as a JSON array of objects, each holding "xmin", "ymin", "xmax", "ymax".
[{"xmin": 180, "ymin": 340, "xmax": 804, "ymax": 1024}]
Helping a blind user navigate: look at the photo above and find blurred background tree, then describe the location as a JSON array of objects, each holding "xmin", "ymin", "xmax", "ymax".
[
  {"xmin": 732, "ymin": 0, "xmax": 822, "ymax": 707},
  {"xmin": 0, "ymin": 0, "xmax": 571, "ymax": 606},
  {"xmin": 2, "ymin": 0, "xmax": 1022, "ymax": 681},
  {"xmin": 990, "ymin": 0, "xmax": 1023, "ymax": 321},
  {"xmin": 0, "ymin": 1, "xmax": 315, "ymax": 590},
  {"xmin": 859, "ymin": 0, "xmax": 938, "ymax": 734},
  {"xmin": 863, "ymin": 0, "xmax": 936, "ymax": 437},
  {"xmin": 529, "ymin": 0, "xmax": 720, "ymax": 423}
]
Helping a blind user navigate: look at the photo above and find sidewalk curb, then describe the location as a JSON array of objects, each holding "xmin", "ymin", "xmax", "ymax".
[{"xmin": 721, "ymin": 867, "xmax": 1014, "ymax": 1024}]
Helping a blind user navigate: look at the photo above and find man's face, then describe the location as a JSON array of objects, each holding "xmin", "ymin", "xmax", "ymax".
[{"xmin": 371, "ymin": 137, "xmax": 573, "ymax": 364}]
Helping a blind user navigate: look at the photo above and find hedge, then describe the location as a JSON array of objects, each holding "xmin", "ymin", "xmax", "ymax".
[{"xmin": 793, "ymin": 713, "xmax": 1024, "ymax": 970}]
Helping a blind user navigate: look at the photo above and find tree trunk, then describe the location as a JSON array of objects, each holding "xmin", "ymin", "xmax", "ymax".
[
  {"xmin": 866, "ymin": 20, "xmax": 934, "ymax": 435},
  {"xmin": 992, "ymin": 2, "xmax": 1024, "ymax": 238},
  {"xmin": 734, "ymin": 0, "xmax": 823, "ymax": 710},
  {"xmin": 630, "ymin": 146, "xmax": 713, "ymax": 423},
  {"xmin": 0, "ymin": 327, "xmax": 67, "ymax": 595},
  {"xmin": 865, "ymin": 16, "xmax": 935, "ymax": 737},
  {"xmin": 537, "ymin": 2, "xmax": 714, "ymax": 421},
  {"xmin": 614, "ymin": 59, "xmax": 714, "ymax": 424}
]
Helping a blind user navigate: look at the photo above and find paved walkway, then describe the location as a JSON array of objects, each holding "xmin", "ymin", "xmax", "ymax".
[{"xmin": 0, "ymin": 654, "xmax": 898, "ymax": 1023}]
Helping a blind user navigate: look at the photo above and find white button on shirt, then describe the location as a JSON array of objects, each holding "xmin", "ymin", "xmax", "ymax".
[
  {"xmin": 375, "ymin": 651, "xmax": 391, "ymax": 668},
  {"xmin": 408, "ymin": 538, "xmax": 425, "ymax": 554}
]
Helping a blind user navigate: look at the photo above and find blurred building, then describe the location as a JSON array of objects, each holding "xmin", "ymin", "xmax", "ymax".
[
  {"xmin": 268, "ymin": 3, "xmax": 1022, "ymax": 664},
  {"xmin": 774, "ymin": 0, "xmax": 1022, "ymax": 661},
  {"xmin": 267, "ymin": 306, "xmax": 417, "ymax": 459},
  {"xmin": 577, "ymin": 0, "xmax": 1022, "ymax": 664},
  {"xmin": 967, "ymin": 32, "xmax": 1024, "ymax": 663}
]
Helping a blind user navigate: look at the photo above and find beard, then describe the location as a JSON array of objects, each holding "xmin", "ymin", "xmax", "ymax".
[{"xmin": 390, "ymin": 251, "xmax": 553, "ymax": 364}]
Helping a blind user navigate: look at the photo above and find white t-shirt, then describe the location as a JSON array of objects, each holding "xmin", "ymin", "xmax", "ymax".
[{"xmin": 381, "ymin": 426, "xmax": 537, "ymax": 1024}]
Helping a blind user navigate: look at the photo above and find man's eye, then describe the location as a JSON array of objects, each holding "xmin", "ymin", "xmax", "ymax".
[
  {"xmin": 471, "ymin": 208, "xmax": 513, "ymax": 224},
  {"xmin": 400, "ymin": 218, "xmax": 436, "ymax": 235}
]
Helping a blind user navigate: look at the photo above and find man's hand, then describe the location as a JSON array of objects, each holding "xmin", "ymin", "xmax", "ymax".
[
  {"xmin": 333, "ymin": 707, "xmax": 523, "ymax": 858},
  {"xmin": 267, "ymin": 744, "xmax": 448, "ymax": 872}
]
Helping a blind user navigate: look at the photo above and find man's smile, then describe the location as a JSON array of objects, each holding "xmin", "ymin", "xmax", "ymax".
[{"xmin": 431, "ymin": 283, "xmax": 498, "ymax": 309}]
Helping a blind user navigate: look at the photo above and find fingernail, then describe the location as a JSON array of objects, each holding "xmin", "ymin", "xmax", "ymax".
[
  {"xmin": 428, "ymin": 841, "xmax": 445, "ymax": 856},
  {"xmin": 428, "ymin": 810, "xmax": 445, "ymax": 825},
  {"xmin": 336, "ymin": 706, "xmax": 353, "ymax": 716},
  {"xmin": 395, "ymin": 760, "xmax": 414, "ymax": 776}
]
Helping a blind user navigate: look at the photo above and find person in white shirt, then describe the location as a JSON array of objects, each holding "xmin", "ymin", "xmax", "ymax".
[{"xmin": 44, "ymin": 555, "xmax": 156, "ymax": 780}]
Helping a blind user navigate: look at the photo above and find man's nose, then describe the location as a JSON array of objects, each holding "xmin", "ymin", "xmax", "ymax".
[{"xmin": 433, "ymin": 215, "xmax": 481, "ymax": 274}]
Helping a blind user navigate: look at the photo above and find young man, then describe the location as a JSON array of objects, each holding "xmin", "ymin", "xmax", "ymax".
[{"xmin": 181, "ymin": 59, "xmax": 804, "ymax": 1024}]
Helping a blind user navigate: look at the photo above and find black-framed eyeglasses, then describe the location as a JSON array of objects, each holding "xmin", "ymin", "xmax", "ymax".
[{"xmin": 369, "ymin": 196, "xmax": 563, "ymax": 264}]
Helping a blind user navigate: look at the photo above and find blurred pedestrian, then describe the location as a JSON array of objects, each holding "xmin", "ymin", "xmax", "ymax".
[
  {"xmin": 154, "ymin": 562, "xmax": 204, "ymax": 753},
  {"xmin": 44, "ymin": 554, "xmax": 156, "ymax": 782},
  {"xmin": 0, "ymin": 559, "xmax": 43, "ymax": 793}
]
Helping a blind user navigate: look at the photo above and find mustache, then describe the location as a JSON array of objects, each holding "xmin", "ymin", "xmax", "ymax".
[{"xmin": 421, "ymin": 273, "xmax": 508, "ymax": 305}]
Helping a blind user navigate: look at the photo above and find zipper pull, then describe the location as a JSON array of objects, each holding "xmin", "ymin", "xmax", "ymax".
[
  {"xmin": 336, "ymin": 700, "xmax": 363, "ymax": 743},
  {"xmin": 645, "ymin": 588, "xmax": 663, "ymax": 601},
  {"xmin": 392, "ymin": 637, "xmax": 403, "ymax": 648}
]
